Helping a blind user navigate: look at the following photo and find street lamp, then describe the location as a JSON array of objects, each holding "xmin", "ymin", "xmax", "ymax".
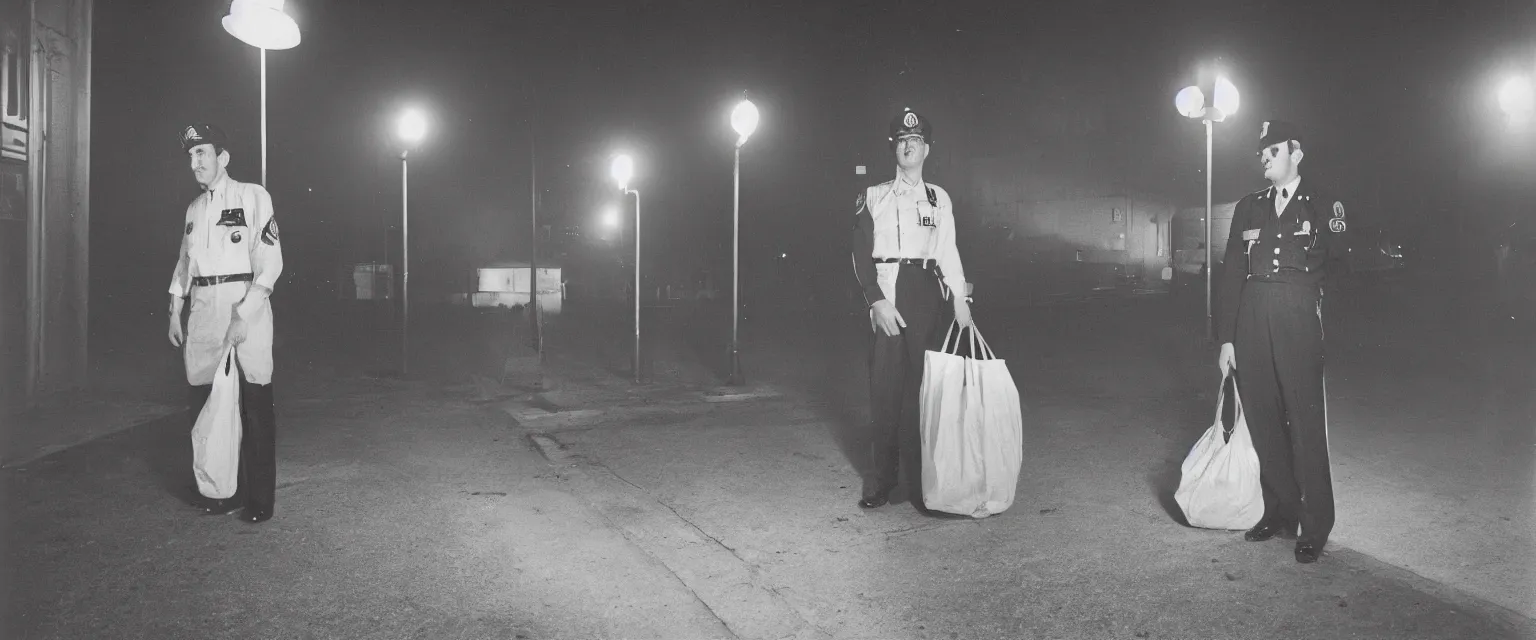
[
  {"xmin": 396, "ymin": 108, "xmax": 428, "ymax": 375},
  {"xmin": 1175, "ymin": 73, "xmax": 1239, "ymax": 339},
  {"xmin": 1498, "ymin": 74, "xmax": 1535, "ymax": 126},
  {"xmin": 612, "ymin": 153, "xmax": 641, "ymax": 383},
  {"xmin": 221, "ymin": 0, "xmax": 301, "ymax": 187},
  {"xmin": 601, "ymin": 206, "xmax": 620, "ymax": 230},
  {"xmin": 727, "ymin": 98, "xmax": 759, "ymax": 386}
]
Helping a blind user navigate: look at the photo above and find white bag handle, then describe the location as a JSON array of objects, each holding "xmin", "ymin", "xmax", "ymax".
[
  {"xmin": 1219, "ymin": 371, "xmax": 1244, "ymax": 439},
  {"xmin": 940, "ymin": 320, "xmax": 998, "ymax": 361}
]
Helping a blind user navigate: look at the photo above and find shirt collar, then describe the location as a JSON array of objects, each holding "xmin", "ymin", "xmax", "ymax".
[
  {"xmin": 894, "ymin": 172, "xmax": 922, "ymax": 194},
  {"xmin": 204, "ymin": 173, "xmax": 232, "ymax": 196},
  {"xmin": 1272, "ymin": 175, "xmax": 1301, "ymax": 198}
]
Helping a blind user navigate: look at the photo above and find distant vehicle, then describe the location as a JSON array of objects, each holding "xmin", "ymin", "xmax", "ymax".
[
  {"xmin": 1344, "ymin": 225, "xmax": 1406, "ymax": 274},
  {"xmin": 1496, "ymin": 234, "xmax": 1536, "ymax": 307}
]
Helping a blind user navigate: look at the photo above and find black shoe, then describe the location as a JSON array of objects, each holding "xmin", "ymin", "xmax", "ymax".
[
  {"xmin": 1294, "ymin": 542, "xmax": 1322, "ymax": 564},
  {"xmin": 200, "ymin": 498, "xmax": 242, "ymax": 516},
  {"xmin": 1243, "ymin": 519, "xmax": 1295, "ymax": 542},
  {"xmin": 239, "ymin": 506, "xmax": 272, "ymax": 523},
  {"xmin": 857, "ymin": 490, "xmax": 890, "ymax": 509}
]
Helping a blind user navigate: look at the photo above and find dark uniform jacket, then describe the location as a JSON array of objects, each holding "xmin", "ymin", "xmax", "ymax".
[{"xmin": 1215, "ymin": 179, "xmax": 1348, "ymax": 344}]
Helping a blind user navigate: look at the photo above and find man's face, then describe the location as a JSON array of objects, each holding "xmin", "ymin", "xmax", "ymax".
[
  {"xmin": 188, "ymin": 143, "xmax": 228, "ymax": 187},
  {"xmin": 894, "ymin": 135, "xmax": 929, "ymax": 171},
  {"xmin": 1258, "ymin": 141, "xmax": 1303, "ymax": 184}
]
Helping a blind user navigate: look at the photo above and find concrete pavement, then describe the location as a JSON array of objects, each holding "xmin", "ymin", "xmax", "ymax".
[
  {"xmin": 497, "ymin": 292, "xmax": 1532, "ymax": 639},
  {"xmin": 3, "ymin": 285, "xmax": 1532, "ymax": 639}
]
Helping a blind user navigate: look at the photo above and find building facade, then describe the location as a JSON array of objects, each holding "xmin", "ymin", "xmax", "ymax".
[{"xmin": 0, "ymin": 0, "xmax": 92, "ymax": 413}]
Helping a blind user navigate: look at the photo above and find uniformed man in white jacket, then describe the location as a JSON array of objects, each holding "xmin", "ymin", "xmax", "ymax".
[
  {"xmin": 850, "ymin": 108, "xmax": 973, "ymax": 510},
  {"xmin": 167, "ymin": 123, "xmax": 283, "ymax": 523}
]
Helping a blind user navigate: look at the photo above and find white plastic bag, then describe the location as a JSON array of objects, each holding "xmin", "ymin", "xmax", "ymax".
[
  {"xmin": 1175, "ymin": 373, "xmax": 1263, "ymax": 530},
  {"xmin": 919, "ymin": 322, "xmax": 1024, "ymax": 518},
  {"xmin": 191, "ymin": 349, "xmax": 243, "ymax": 499}
]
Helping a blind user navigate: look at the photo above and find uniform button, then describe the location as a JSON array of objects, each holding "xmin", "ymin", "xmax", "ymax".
[
  {"xmin": 1272, "ymin": 259, "xmax": 1280, "ymax": 266},
  {"xmin": 1277, "ymin": 234, "xmax": 1283, "ymax": 239},
  {"xmin": 1274, "ymin": 247, "xmax": 1281, "ymax": 254}
]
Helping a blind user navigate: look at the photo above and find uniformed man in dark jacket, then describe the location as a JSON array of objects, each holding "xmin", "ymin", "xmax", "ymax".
[
  {"xmin": 850, "ymin": 108, "xmax": 973, "ymax": 510},
  {"xmin": 1215, "ymin": 120, "xmax": 1346, "ymax": 563}
]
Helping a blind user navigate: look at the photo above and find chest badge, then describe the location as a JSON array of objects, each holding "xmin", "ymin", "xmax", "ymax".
[
  {"xmin": 1294, "ymin": 220, "xmax": 1312, "ymax": 236},
  {"xmin": 230, "ymin": 230, "xmax": 243, "ymax": 244},
  {"xmin": 217, "ymin": 208, "xmax": 247, "ymax": 227}
]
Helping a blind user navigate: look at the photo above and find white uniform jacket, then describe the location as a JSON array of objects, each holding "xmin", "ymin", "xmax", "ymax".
[{"xmin": 168, "ymin": 174, "xmax": 283, "ymax": 385}]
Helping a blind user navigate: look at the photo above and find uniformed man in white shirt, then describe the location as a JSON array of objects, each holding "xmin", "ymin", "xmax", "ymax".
[
  {"xmin": 850, "ymin": 108, "xmax": 973, "ymax": 510},
  {"xmin": 167, "ymin": 123, "xmax": 283, "ymax": 523}
]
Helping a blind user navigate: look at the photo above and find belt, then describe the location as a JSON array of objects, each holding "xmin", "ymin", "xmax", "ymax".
[
  {"xmin": 875, "ymin": 257, "xmax": 934, "ymax": 267},
  {"xmin": 192, "ymin": 273, "xmax": 254, "ymax": 287}
]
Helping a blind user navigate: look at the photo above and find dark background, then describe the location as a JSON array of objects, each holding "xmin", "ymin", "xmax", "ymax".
[{"xmin": 90, "ymin": 0, "xmax": 1536, "ymax": 337}]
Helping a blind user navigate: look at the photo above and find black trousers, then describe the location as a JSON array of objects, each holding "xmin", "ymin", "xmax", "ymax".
[
  {"xmin": 188, "ymin": 377, "xmax": 277, "ymax": 515},
  {"xmin": 1233, "ymin": 281, "xmax": 1334, "ymax": 545},
  {"xmin": 866, "ymin": 264, "xmax": 945, "ymax": 500}
]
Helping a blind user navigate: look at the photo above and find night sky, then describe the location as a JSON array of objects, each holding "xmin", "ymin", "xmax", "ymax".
[{"xmin": 89, "ymin": 0, "xmax": 1536, "ymax": 326}]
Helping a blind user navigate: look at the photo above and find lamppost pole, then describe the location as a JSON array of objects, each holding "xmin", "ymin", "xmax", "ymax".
[
  {"xmin": 401, "ymin": 149, "xmax": 410, "ymax": 375},
  {"xmin": 1205, "ymin": 118, "xmax": 1214, "ymax": 339},
  {"xmin": 729, "ymin": 143, "xmax": 742, "ymax": 385},
  {"xmin": 631, "ymin": 188, "xmax": 642, "ymax": 384},
  {"xmin": 1176, "ymin": 73, "xmax": 1239, "ymax": 341},
  {"xmin": 727, "ymin": 98, "xmax": 759, "ymax": 386},
  {"xmin": 222, "ymin": 0, "xmax": 301, "ymax": 187}
]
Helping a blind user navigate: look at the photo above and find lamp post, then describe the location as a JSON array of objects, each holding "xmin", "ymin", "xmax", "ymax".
[
  {"xmin": 396, "ymin": 108, "xmax": 428, "ymax": 375},
  {"xmin": 612, "ymin": 153, "xmax": 641, "ymax": 383},
  {"xmin": 1175, "ymin": 74, "xmax": 1240, "ymax": 339},
  {"xmin": 221, "ymin": 0, "xmax": 301, "ymax": 187},
  {"xmin": 727, "ymin": 98, "xmax": 759, "ymax": 386}
]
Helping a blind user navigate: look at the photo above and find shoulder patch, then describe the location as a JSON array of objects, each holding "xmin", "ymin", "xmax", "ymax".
[
  {"xmin": 185, "ymin": 221, "xmax": 194, "ymax": 236},
  {"xmin": 925, "ymin": 186, "xmax": 938, "ymax": 207},
  {"xmin": 1329, "ymin": 218, "xmax": 1346, "ymax": 233},
  {"xmin": 854, "ymin": 192, "xmax": 866, "ymax": 214},
  {"xmin": 261, "ymin": 218, "xmax": 280, "ymax": 246},
  {"xmin": 1331, "ymin": 201, "xmax": 1345, "ymax": 219}
]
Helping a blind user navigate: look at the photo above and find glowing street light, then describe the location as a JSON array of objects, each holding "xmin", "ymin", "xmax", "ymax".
[
  {"xmin": 222, "ymin": 0, "xmax": 301, "ymax": 187},
  {"xmin": 726, "ymin": 98, "xmax": 759, "ymax": 386},
  {"xmin": 1498, "ymin": 74, "xmax": 1535, "ymax": 125},
  {"xmin": 395, "ymin": 107, "xmax": 428, "ymax": 375},
  {"xmin": 1175, "ymin": 72, "xmax": 1240, "ymax": 338},
  {"xmin": 612, "ymin": 153, "xmax": 642, "ymax": 383},
  {"xmin": 601, "ymin": 206, "xmax": 620, "ymax": 229}
]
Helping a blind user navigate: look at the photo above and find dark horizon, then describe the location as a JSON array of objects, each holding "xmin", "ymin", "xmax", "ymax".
[{"xmin": 88, "ymin": 0, "xmax": 1536, "ymax": 334}]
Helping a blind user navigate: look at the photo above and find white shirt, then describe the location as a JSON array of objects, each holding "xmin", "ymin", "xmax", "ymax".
[
  {"xmin": 168, "ymin": 174, "xmax": 284, "ymax": 297},
  {"xmin": 1272, "ymin": 175, "xmax": 1302, "ymax": 216},
  {"xmin": 862, "ymin": 174, "xmax": 967, "ymax": 299}
]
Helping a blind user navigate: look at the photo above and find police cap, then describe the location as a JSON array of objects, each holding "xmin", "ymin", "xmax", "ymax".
[
  {"xmin": 1257, "ymin": 119, "xmax": 1302, "ymax": 150},
  {"xmin": 888, "ymin": 108, "xmax": 933, "ymax": 144},
  {"xmin": 180, "ymin": 123, "xmax": 228, "ymax": 152}
]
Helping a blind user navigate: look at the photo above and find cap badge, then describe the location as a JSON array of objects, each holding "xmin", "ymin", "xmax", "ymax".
[{"xmin": 903, "ymin": 112, "xmax": 919, "ymax": 128}]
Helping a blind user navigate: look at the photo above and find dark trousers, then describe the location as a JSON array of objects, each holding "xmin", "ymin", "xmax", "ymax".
[
  {"xmin": 1234, "ymin": 281, "xmax": 1334, "ymax": 545},
  {"xmin": 188, "ymin": 378, "xmax": 277, "ymax": 515},
  {"xmin": 866, "ymin": 264, "xmax": 945, "ymax": 500}
]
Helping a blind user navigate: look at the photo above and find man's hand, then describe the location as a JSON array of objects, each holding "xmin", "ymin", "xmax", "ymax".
[
  {"xmin": 953, "ymin": 297, "xmax": 974, "ymax": 329},
  {"xmin": 169, "ymin": 316, "xmax": 185, "ymax": 348},
  {"xmin": 870, "ymin": 299, "xmax": 905, "ymax": 337},
  {"xmin": 1218, "ymin": 342, "xmax": 1236, "ymax": 376},
  {"xmin": 168, "ymin": 294, "xmax": 185, "ymax": 347},
  {"xmin": 225, "ymin": 314, "xmax": 249, "ymax": 346}
]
